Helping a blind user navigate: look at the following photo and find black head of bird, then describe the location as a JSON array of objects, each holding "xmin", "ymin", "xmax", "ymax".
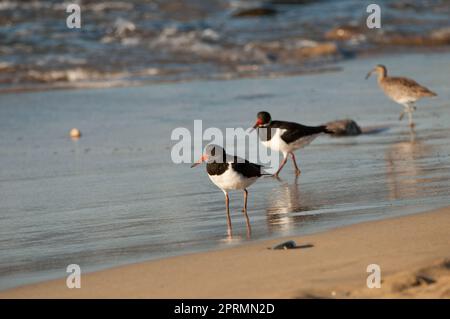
[
  {"xmin": 191, "ymin": 144, "xmax": 226, "ymax": 168},
  {"xmin": 252, "ymin": 111, "xmax": 272, "ymax": 130}
]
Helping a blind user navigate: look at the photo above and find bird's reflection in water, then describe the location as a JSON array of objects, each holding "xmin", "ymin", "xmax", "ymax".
[
  {"xmin": 266, "ymin": 176, "xmax": 318, "ymax": 234},
  {"xmin": 385, "ymin": 128, "xmax": 432, "ymax": 201},
  {"xmin": 220, "ymin": 235, "xmax": 244, "ymax": 245}
]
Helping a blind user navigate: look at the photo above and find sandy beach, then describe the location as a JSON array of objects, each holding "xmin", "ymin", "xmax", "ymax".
[
  {"xmin": 1, "ymin": 206, "xmax": 449, "ymax": 299},
  {"xmin": 2, "ymin": 1, "xmax": 450, "ymax": 302}
]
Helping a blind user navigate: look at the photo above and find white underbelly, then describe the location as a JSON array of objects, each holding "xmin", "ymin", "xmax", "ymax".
[
  {"xmin": 208, "ymin": 168, "xmax": 258, "ymax": 191},
  {"xmin": 261, "ymin": 129, "xmax": 289, "ymax": 153},
  {"xmin": 261, "ymin": 129, "xmax": 319, "ymax": 154},
  {"xmin": 392, "ymin": 96, "xmax": 418, "ymax": 104}
]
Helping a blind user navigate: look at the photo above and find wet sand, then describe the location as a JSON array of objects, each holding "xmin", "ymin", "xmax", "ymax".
[{"xmin": 1, "ymin": 205, "xmax": 449, "ymax": 298}]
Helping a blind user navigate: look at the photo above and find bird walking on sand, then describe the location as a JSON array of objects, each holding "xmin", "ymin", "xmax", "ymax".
[
  {"xmin": 366, "ymin": 65, "xmax": 437, "ymax": 127},
  {"xmin": 252, "ymin": 111, "xmax": 332, "ymax": 177},
  {"xmin": 191, "ymin": 144, "xmax": 267, "ymax": 237}
]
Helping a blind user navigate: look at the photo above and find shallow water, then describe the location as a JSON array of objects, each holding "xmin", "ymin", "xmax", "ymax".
[{"xmin": 0, "ymin": 52, "xmax": 450, "ymax": 290}]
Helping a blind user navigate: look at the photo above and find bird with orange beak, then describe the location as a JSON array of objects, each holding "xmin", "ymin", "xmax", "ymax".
[
  {"xmin": 252, "ymin": 111, "xmax": 332, "ymax": 177},
  {"xmin": 191, "ymin": 144, "xmax": 267, "ymax": 237}
]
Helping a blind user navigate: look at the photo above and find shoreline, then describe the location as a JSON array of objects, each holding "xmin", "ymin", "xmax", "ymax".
[
  {"xmin": 2, "ymin": 49, "xmax": 450, "ymax": 96},
  {"xmin": 2, "ymin": 206, "xmax": 449, "ymax": 298},
  {"xmin": 1, "ymin": 51, "xmax": 449, "ymax": 298}
]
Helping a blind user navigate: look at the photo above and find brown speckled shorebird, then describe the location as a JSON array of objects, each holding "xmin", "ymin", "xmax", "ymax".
[{"xmin": 366, "ymin": 65, "xmax": 437, "ymax": 127}]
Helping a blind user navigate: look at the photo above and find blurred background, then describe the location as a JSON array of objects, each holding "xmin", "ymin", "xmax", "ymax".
[{"xmin": 1, "ymin": 0, "xmax": 450, "ymax": 92}]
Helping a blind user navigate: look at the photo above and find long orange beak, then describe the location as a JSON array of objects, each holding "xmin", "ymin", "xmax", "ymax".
[
  {"xmin": 191, "ymin": 154, "xmax": 208, "ymax": 168},
  {"xmin": 250, "ymin": 118, "xmax": 263, "ymax": 132}
]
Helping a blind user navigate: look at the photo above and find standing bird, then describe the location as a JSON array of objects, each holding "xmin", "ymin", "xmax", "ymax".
[
  {"xmin": 252, "ymin": 111, "xmax": 331, "ymax": 177},
  {"xmin": 366, "ymin": 65, "xmax": 437, "ymax": 127},
  {"xmin": 191, "ymin": 144, "xmax": 267, "ymax": 237}
]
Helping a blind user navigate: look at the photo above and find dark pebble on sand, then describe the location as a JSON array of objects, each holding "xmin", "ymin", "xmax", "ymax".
[{"xmin": 272, "ymin": 240, "xmax": 297, "ymax": 250}]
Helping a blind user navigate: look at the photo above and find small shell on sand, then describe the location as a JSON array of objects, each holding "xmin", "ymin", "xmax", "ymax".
[{"xmin": 70, "ymin": 128, "xmax": 81, "ymax": 139}]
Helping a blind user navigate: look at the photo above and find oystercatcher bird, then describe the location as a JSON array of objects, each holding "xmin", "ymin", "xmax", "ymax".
[
  {"xmin": 191, "ymin": 144, "xmax": 267, "ymax": 236},
  {"xmin": 366, "ymin": 65, "xmax": 437, "ymax": 127},
  {"xmin": 252, "ymin": 111, "xmax": 331, "ymax": 177}
]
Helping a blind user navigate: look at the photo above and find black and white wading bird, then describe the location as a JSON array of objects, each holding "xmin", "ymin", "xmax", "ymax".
[
  {"xmin": 252, "ymin": 111, "xmax": 332, "ymax": 177},
  {"xmin": 191, "ymin": 144, "xmax": 268, "ymax": 237}
]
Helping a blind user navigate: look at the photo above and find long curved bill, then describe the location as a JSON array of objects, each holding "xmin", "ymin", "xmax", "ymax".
[
  {"xmin": 365, "ymin": 69, "xmax": 374, "ymax": 80},
  {"xmin": 191, "ymin": 154, "xmax": 208, "ymax": 168}
]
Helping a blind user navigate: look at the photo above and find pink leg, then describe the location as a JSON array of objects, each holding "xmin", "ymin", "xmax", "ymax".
[
  {"xmin": 243, "ymin": 189, "xmax": 251, "ymax": 238},
  {"xmin": 290, "ymin": 152, "xmax": 301, "ymax": 176},
  {"xmin": 225, "ymin": 192, "xmax": 232, "ymax": 237},
  {"xmin": 273, "ymin": 155, "xmax": 288, "ymax": 177}
]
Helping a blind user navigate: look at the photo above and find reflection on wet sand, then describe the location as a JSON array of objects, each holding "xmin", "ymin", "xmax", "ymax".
[
  {"xmin": 385, "ymin": 129, "xmax": 433, "ymax": 201},
  {"xmin": 266, "ymin": 177, "xmax": 318, "ymax": 233}
]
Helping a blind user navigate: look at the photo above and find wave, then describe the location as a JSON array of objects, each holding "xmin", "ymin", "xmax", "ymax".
[{"xmin": 0, "ymin": 0, "xmax": 449, "ymax": 92}]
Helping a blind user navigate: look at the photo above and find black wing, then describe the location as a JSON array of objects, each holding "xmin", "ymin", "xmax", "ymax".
[
  {"xmin": 231, "ymin": 157, "xmax": 263, "ymax": 178},
  {"xmin": 206, "ymin": 162, "xmax": 229, "ymax": 176},
  {"xmin": 271, "ymin": 120, "xmax": 329, "ymax": 144}
]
